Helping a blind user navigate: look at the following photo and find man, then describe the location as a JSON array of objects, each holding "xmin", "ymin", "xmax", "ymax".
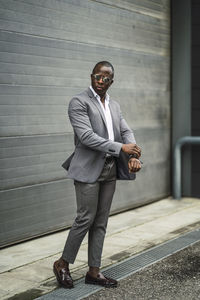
[{"xmin": 53, "ymin": 61, "xmax": 141, "ymax": 288}]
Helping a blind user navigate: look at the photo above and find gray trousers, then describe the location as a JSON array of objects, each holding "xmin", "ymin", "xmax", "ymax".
[{"xmin": 62, "ymin": 159, "xmax": 116, "ymax": 267}]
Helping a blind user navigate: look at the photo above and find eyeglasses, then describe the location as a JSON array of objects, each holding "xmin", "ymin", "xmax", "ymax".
[{"xmin": 92, "ymin": 74, "xmax": 112, "ymax": 84}]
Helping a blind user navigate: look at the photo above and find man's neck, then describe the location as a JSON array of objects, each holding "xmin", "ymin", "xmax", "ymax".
[
  {"xmin": 100, "ymin": 94, "xmax": 106, "ymax": 105},
  {"xmin": 89, "ymin": 86, "xmax": 109, "ymax": 106}
]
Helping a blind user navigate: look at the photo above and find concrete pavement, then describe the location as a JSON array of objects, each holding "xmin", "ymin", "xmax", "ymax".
[{"xmin": 0, "ymin": 197, "xmax": 200, "ymax": 299}]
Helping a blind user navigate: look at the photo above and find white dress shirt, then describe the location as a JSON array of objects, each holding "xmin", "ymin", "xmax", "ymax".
[{"xmin": 90, "ymin": 86, "xmax": 114, "ymax": 141}]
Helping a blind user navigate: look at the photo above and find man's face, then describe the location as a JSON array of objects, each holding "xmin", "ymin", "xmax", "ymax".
[{"xmin": 91, "ymin": 65, "xmax": 113, "ymax": 97}]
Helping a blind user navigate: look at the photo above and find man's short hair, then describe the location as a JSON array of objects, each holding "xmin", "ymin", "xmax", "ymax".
[{"xmin": 92, "ymin": 61, "xmax": 114, "ymax": 76}]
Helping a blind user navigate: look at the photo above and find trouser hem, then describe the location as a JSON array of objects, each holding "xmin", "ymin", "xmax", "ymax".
[{"xmin": 61, "ymin": 254, "xmax": 75, "ymax": 264}]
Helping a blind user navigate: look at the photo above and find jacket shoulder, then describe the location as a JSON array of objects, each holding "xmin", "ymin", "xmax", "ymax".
[{"xmin": 69, "ymin": 89, "xmax": 91, "ymax": 106}]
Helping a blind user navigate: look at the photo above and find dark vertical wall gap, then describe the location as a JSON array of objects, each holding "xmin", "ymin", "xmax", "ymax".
[
  {"xmin": 191, "ymin": 0, "xmax": 200, "ymax": 197},
  {"xmin": 171, "ymin": 0, "xmax": 191, "ymax": 196}
]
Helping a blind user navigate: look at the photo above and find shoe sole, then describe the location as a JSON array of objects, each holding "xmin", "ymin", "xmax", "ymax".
[
  {"xmin": 53, "ymin": 265, "xmax": 74, "ymax": 289},
  {"xmin": 85, "ymin": 280, "xmax": 117, "ymax": 288}
]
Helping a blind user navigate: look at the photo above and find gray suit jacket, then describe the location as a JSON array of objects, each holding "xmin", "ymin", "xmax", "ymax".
[{"xmin": 62, "ymin": 88, "xmax": 136, "ymax": 183}]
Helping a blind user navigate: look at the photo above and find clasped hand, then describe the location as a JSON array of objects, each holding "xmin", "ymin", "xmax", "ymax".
[
  {"xmin": 121, "ymin": 143, "xmax": 141, "ymax": 158},
  {"xmin": 128, "ymin": 158, "xmax": 141, "ymax": 173},
  {"xmin": 121, "ymin": 143, "xmax": 142, "ymax": 173}
]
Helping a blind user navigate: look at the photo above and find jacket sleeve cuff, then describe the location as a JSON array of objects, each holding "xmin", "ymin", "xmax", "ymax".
[{"xmin": 107, "ymin": 142, "xmax": 123, "ymax": 157}]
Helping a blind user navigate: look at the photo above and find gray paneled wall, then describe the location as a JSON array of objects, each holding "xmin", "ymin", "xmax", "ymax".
[{"xmin": 0, "ymin": 0, "xmax": 170, "ymax": 247}]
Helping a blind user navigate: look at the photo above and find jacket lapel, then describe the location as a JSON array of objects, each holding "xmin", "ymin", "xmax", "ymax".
[{"xmin": 87, "ymin": 88, "xmax": 107, "ymax": 128}]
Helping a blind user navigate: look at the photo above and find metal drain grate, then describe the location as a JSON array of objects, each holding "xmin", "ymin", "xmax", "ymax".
[{"xmin": 37, "ymin": 229, "xmax": 200, "ymax": 300}]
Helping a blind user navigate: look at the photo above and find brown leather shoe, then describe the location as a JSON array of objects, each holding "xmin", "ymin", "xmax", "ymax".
[
  {"xmin": 53, "ymin": 259, "xmax": 74, "ymax": 288},
  {"xmin": 85, "ymin": 272, "xmax": 118, "ymax": 288}
]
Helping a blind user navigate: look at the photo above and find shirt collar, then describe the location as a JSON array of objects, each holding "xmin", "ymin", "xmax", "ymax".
[{"xmin": 89, "ymin": 86, "xmax": 110, "ymax": 103}]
